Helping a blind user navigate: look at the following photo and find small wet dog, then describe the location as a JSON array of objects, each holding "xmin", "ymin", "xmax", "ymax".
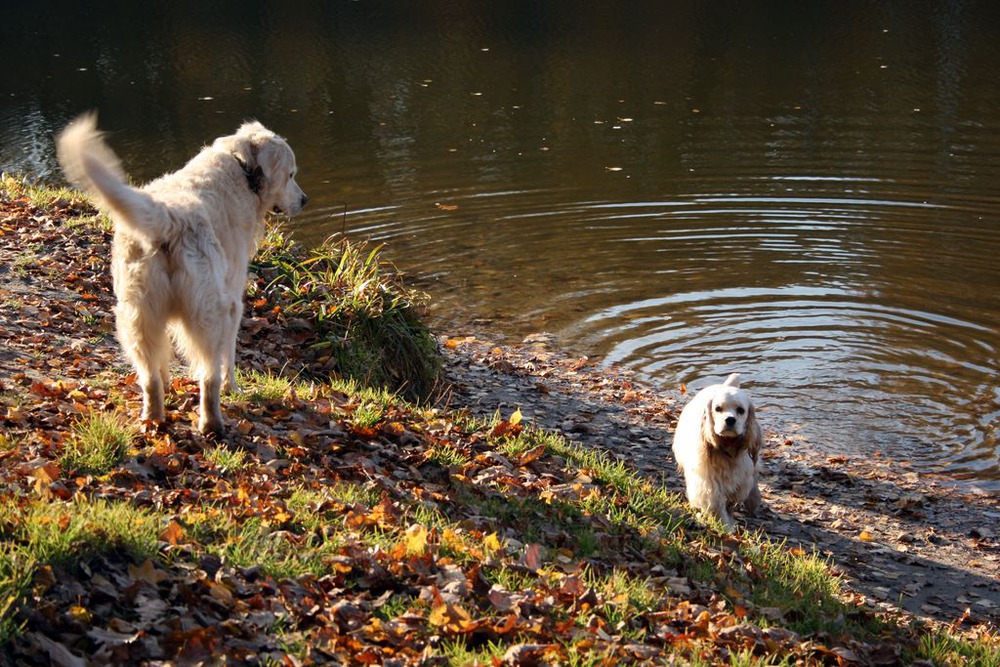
[
  {"xmin": 57, "ymin": 113, "xmax": 307, "ymax": 434},
  {"xmin": 672, "ymin": 373, "xmax": 763, "ymax": 529}
]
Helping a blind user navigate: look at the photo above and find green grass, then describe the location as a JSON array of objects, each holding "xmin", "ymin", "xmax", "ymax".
[
  {"xmin": 234, "ymin": 368, "xmax": 297, "ymax": 403},
  {"xmin": 59, "ymin": 410, "xmax": 137, "ymax": 476},
  {"xmin": 0, "ymin": 497, "xmax": 161, "ymax": 644},
  {"xmin": 252, "ymin": 228, "xmax": 440, "ymax": 401},
  {"xmin": 918, "ymin": 628, "xmax": 1000, "ymax": 666},
  {"xmin": 203, "ymin": 445, "xmax": 250, "ymax": 473}
]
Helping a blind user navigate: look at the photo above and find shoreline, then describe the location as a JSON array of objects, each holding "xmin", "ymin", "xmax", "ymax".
[{"xmin": 438, "ymin": 331, "xmax": 1000, "ymax": 625}]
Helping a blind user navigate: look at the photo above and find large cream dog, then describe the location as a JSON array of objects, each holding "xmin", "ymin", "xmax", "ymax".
[
  {"xmin": 672, "ymin": 373, "xmax": 763, "ymax": 529},
  {"xmin": 57, "ymin": 113, "xmax": 307, "ymax": 434}
]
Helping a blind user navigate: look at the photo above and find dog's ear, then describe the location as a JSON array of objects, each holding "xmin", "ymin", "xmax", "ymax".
[
  {"xmin": 745, "ymin": 403, "xmax": 763, "ymax": 464},
  {"xmin": 701, "ymin": 395, "xmax": 717, "ymax": 448},
  {"xmin": 229, "ymin": 121, "xmax": 271, "ymax": 171}
]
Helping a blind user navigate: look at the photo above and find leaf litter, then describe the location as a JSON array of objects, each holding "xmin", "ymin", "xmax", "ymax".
[{"xmin": 0, "ymin": 179, "xmax": 998, "ymax": 664}]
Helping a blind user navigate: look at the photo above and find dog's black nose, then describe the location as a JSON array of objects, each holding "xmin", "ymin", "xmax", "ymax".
[
  {"xmin": 725, "ymin": 416, "xmax": 736, "ymax": 427},
  {"xmin": 300, "ymin": 194, "xmax": 309, "ymax": 208}
]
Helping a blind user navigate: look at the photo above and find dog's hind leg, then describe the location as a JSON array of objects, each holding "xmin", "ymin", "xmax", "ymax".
[
  {"xmin": 117, "ymin": 308, "xmax": 169, "ymax": 424},
  {"xmin": 133, "ymin": 342, "xmax": 169, "ymax": 424},
  {"xmin": 193, "ymin": 304, "xmax": 240, "ymax": 436}
]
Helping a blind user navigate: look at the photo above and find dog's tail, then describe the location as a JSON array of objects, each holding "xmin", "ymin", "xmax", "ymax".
[
  {"xmin": 723, "ymin": 373, "xmax": 741, "ymax": 388},
  {"xmin": 56, "ymin": 113, "xmax": 162, "ymax": 242}
]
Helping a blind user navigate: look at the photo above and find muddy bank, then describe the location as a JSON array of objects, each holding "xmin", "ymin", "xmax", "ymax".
[{"xmin": 438, "ymin": 332, "xmax": 1000, "ymax": 626}]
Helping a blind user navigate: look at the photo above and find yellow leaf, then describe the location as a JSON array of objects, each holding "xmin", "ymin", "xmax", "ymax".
[
  {"xmin": 859, "ymin": 530, "xmax": 875, "ymax": 542},
  {"xmin": 428, "ymin": 602, "xmax": 451, "ymax": 627},
  {"xmin": 429, "ymin": 601, "xmax": 473, "ymax": 630},
  {"xmin": 68, "ymin": 605, "xmax": 92, "ymax": 624},
  {"xmin": 509, "ymin": 408, "xmax": 522, "ymax": 426},
  {"xmin": 483, "ymin": 532, "xmax": 502, "ymax": 553},
  {"xmin": 405, "ymin": 523, "xmax": 428, "ymax": 555}
]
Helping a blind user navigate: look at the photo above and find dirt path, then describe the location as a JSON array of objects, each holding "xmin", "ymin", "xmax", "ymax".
[{"xmin": 438, "ymin": 333, "xmax": 1000, "ymax": 627}]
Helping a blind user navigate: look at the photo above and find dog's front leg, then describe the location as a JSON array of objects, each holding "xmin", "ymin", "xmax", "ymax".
[
  {"xmin": 140, "ymin": 371, "xmax": 166, "ymax": 424},
  {"xmin": 710, "ymin": 498, "xmax": 736, "ymax": 531},
  {"xmin": 743, "ymin": 482, "xmax": 762, "ymax": 515},
  {"xmin": 199, "ymin": 372, "xmax": 224, "ymax": 435}
]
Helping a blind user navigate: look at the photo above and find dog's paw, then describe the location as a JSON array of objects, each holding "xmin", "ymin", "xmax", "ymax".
[
  {"xmin": 199, "ymin": 414, "xmax": 225, "ymax": 437},
  {"xmin": 222, "ymin": 382, "xmax": 242, "ymax": 396}
]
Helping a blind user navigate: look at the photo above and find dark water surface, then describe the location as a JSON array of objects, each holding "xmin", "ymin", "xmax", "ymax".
[{"xmin": 3, "ymin": 2, "xmax": 999, "ymax": 489}]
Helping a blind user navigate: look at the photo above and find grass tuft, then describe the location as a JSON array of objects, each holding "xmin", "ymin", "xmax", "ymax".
[
  {"xmin": 0, "ymin": 497, "xmax": 160, "ymax": 644},
  {"xmin": 252, "ymin": 228, "xmax": 440, "ymax": 401},
  {"xmin": 60, "ymin": 410, "xmax": 137, "ymax": 476}
]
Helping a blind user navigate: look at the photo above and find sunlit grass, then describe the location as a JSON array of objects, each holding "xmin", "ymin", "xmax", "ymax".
[
  {"xmin": 203, "ymin": 445, "xmax": 250, "ymax": 473},
  {"xmin": 252, "ymin": 227, "xmax": 440, "ymax": 400},
  {"xmin": 917, "ymin": 627, "xmax": 1000, "ymax": 666},
  {"xmin": 0, "ymin": 497, "xmax": 161, "ymax": 644},
  {"xmin": 234, "ymin": 368, "xmax": 296, "ymax": 403},
  {"xmin": 425, "ymin": 443, "xmax": 469, "ymax": 467},
  {"xmin": 60, "ymin": 410, "xmax": 137, "ymax": 475},
  {"xmin": 349, "ymin": 400, "xmax": 385, "ymax": 430}
]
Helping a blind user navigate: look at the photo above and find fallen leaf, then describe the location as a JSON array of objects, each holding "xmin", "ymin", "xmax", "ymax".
[
  {"xmin": 405, "ymin": 523, "xmax": 428, "ymax": 556},
  {"xmin": 128, "ymin": 559, "xmax": 169, "ymax": 585},
  {"xmin": 159, "ymin": 520, "xmax": 185, "ymax": 545}
]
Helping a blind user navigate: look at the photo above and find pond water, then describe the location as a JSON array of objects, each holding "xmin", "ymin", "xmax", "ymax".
[{"xmin": 2, "ymin": 1, "xmax": 999, "ymax": 490}]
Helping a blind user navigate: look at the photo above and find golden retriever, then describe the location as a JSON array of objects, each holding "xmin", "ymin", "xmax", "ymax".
[
  {"xmin": 672, "ymin": 373, "xmax": 763, "ymax": 529},
  {"xmin": 56, "ymin": 113, "xmax": 307, "ymax": 434}
]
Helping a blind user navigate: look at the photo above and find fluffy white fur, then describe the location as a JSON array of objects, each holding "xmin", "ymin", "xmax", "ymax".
[
  {"xmin": 56, "ymin": 113, "xmax": 307, "ymax": 434},
  {"xmin": 672, "ymin": 373, "xmax": 763, "ymax": 529}
]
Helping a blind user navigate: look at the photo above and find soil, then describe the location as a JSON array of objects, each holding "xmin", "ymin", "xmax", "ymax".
[{"xmin": 437, "ymin": 332, "xmax": 1000, "ymax": 627}]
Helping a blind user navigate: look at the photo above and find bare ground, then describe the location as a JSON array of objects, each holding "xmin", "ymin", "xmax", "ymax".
[{"xmin": 438, "ymin": 332, "xmax": 1000, "ymax": 627}]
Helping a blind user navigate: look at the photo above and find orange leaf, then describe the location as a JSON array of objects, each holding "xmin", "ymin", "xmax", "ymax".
[
  {"xmin": 493, "ymin": 613, "xmax": 518, "ymax": 634},
  {"xmin": 159, "ymin": 520, "xmax": 185, "ymax": 545},
  {"xmin": 435, "ymin": 203, "xmax": 459, "ymax": 211},
  {"xmin": 129, "ymin": 559, "xmax": 169, "ymax": 585},
  {"xmin": 519, "ymin": 444, "xmax": 547, "ymax": 465}
]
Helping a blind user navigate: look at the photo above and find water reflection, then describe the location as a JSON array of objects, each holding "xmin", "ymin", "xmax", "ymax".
[{"xmin": 1, "ymin": 1, "xmax": 999, "ymax": 488}]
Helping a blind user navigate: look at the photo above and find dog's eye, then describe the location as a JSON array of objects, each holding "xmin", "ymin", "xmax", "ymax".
[
  {"xmin": 737, "ymin": 407, "xmax": 746, "ymax": 415},
  {"xmin": 714, "ymin": 405, "xmax": 723, "ymax": 412}
]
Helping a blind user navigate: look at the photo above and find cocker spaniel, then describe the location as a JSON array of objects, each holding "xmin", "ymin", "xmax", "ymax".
[{"xmin": 672, "ymin": 373, "xmax": 763, "ymax": 529}]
